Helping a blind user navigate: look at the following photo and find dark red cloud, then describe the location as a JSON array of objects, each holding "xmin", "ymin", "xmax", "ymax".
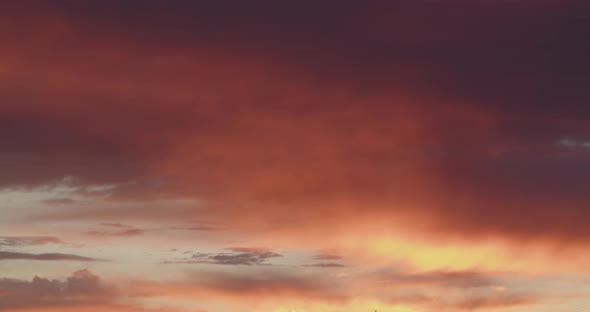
[{"xmin": 0, "ymin": 1, "xmax": 588, "ymax": 244}]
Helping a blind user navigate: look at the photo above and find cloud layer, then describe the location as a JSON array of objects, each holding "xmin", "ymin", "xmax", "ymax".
[
  {"xmin": 0, "ymin": 2, "xmax": 589, "ymax": 312},
  {"xmin": 1, "ymin": 0, "xmax": 588, "ymax": 244}
]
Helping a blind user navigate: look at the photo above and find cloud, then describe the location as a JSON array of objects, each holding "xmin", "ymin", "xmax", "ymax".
[
  {"xmin": 373, "ymin": 270, "xmax": 495, "ymax": 289},
  {"xmin": 41, "ymin": 197, "xmax": 77, "ymax": 205},
  {"xmin": 126, "ymin": 268, "xmax": 543, "ymax": 312},
  {"xmin": 314, "ymin": 252, "xmax": 343, "ymax": 260},
  {"xmin": 0, "ymin": 270, "xmax": 211, "ymax": 312},
  {"xmin": 130, "ymin": 270, "xmax": 347, "ymax": 304},
  {"xmin": 381, "ymin": 292, "xmax": 536, "ymax": 312},
  {"xmin": 0, "ymin": 265, "xmax": 542, "ymax": 312},
  {"xmin": 100, "ymin": 222, "xmax": 132, "ymax": 228},
  {"xmin": 0, "ymin": 251, "xmax": 100, "ymax": 262},
  {"xmin": 0, "ymin": 269, "xmax": 116, "ymax": 310},
  {"xmin": 85, "ymin": 222, "xmax": 144, "ymax": 237},
  {"xmin": 1, "ymin": 4, "xmax": 584, "ymax": 311},
  {"xmin": 365, "ymin": 269, "xmax": 539, "ymax": 311},
  {"xmin": 0, "ymin": 236, "xmax": 63, "ymax": 248},
  {"xmin": 0, "ymin": 0, "xmax": 588, "ymax": 258},
  {"xmin": 303, "ymin": 263, "xmax": 347, "ymax": 268},
  {"xmin": 164, "ymin": 248, "xmax": 282, "ymax": 266},
  {"xmin": 453, "ymin": 293, "xmax": 536, "ymax": 311},
  {"xmin": 87, "ymin": 228, "xmax": 144, "ymax": 237},
  {"xmin": 186, "ymin": 225, "xmax": 219, "ymax": 231},
  {"xmin": 306, "ymin": 251, "xmax": 347, "ymax": 268},
  {"xmin": 558, "ymin": 137, "xmax": 590, "ymax": 149}
]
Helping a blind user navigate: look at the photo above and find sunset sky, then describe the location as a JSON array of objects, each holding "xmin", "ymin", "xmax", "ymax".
[{"xmin": 1, "ymin": 1, "xmax": 590, "ymax": 312}]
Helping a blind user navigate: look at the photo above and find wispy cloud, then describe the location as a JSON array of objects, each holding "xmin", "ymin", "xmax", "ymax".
[
  {"xmin": 314, "ymin": 252, "xmax": 343, "ymax": 260},
  {"xmin": 100, "ymin": 222, "xmax": 133, "ymax": 228},
  {"xmin": 164, "ymin": 247, "xmax": 282, "ymax": 266},
  {"xmin": 41, "ymin": 197, "xmax": 77, "ymax": 205},
  {"xmin": 558, "ymin": 137, "xmax": 590, "ymax": 148},
  {"xmin": 87, "ymin": 228, "xmax": 144, "ymax": 237},
  {"xmin": 0, "ymin": 236, "xmax": 63, "ymax": 248},
  {"xmin": 86, "ymin": 223, "xmax": 144, "ymax": 236},
  {"xmin": 303, "ymin": 262, "xmax": 348, "ymax": 268},
  {"xmin": 0, "ymin": 251, "xmax": 100, "ymax": 261}
]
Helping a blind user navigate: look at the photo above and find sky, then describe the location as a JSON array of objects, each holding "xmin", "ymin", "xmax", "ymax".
[{"xmin": 1, "ymin": 1, "xmax": 589, "ymax": 311}]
